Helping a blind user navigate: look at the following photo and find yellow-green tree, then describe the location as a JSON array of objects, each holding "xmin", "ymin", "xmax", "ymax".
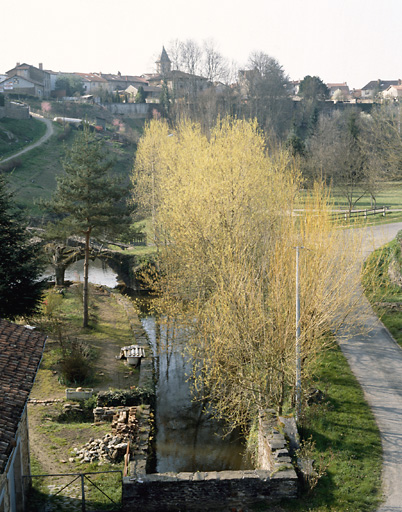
[{"xmin": 133, "ymin": 117, "xmax": 363, "ymax": 428}]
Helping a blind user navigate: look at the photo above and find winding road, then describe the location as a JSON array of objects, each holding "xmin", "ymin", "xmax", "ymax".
[
  {"xmin": 1, "ymin": 112, "xmax": 54, "ymax": 164},
  {"xmin": 339, "ymin": 222, "xmax": 402, "ymax": 511}
]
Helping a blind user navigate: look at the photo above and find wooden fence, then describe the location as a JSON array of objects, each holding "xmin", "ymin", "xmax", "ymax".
[{"xmin": 331, "ymin": 206, "xmax": 389, "ymax": 221}]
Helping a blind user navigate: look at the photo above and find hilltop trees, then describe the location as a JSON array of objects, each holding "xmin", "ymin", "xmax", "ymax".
[
  {"xmin": 241, "ymin": 52, "xmax": 292, "ymax": 139},
  {"xmin": 0, "ymin": 176, "xmax": 45, "ymax": 319},
  {"xmin": 133, "ymin": 117, "xmax": 363, "ymax": 427},
  {"xmin": 46, "ymin": 126, "xmax": 132, "ymax": 327},
  {"xmin": 298, "ymin": 75, "xmax": 330, "ymax": 101}
]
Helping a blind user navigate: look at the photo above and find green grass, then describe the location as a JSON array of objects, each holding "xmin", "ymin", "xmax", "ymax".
[
  {"xmin": 276, "ymin": 342, "xmax": 382, "ymax": 512},
  {"xmin": 330, "ymin": 182, "xmax": 402, "ymax": 210},
  {"xmin": 363, "ymin": 237, "xmax": 402, "ymax": 346},
  {"xmin": 4, "ymin": 122, "xmax": 136, "ymax": 220},
  {"xmin": 0, "ymin": 117, "xmax": 46, "ymax": 158}
]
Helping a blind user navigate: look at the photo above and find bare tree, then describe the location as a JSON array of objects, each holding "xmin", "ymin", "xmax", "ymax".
[
  {"xmin": 202, "ymin": 39, "xmax": 229, "ymax": 83},
  {"xmin": 167, "ymin": 39, "xmax": 183, "ymax": 71},
  {"xmin": 180, "ymin": 39, "xmax": 202, "ymax": 75}
]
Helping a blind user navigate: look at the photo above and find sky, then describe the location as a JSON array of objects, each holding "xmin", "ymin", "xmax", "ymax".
[{"xmin": 2, "ymin": 0, "xmax": 402, "ymax": 90}]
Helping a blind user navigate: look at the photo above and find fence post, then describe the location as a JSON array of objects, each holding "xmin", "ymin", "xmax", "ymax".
[
  {"xmin": 81, "ymin": 474, "xmax": 86, "ymax": 512},
  {"xmin": 383, "ymin": 206, "xmax": 386, "ymax": 217},
  {"xmin": 364, "ymin": 209, "xmax": 367, "ymax": 218}
]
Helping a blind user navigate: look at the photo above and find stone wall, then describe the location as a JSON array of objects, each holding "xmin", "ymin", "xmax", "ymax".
[
  {"xmin": 122, "ymin": 468, "xmax": 297, "ymax": 511},
  {"xmin": 0, "ymin": 102, "xmax": 30, "ymax": 120},
  {"xmin": 111, "ymin": 292, "xmax": 153, "ymax": 389},
  {"xmin": 105, "ymin": 103, "xmax": 151, "ymax": 118},
  {"xmin": 122, "ymin": 405, "xmax": 298, "ymax": 511}
]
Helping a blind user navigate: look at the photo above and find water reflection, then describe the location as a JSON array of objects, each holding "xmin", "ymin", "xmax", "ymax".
[
  {"xmin": 141, "ymin": 315, "xmax": 251, "ymax": 473},
  {"xmin": 44, "ymin": 258, "xmax": 118, "ymax": 288}
]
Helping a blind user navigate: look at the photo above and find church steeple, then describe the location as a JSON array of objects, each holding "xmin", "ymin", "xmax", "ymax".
[{"xmin": 156, "ymin": 46, "xmax": 171, "ymax": 75}]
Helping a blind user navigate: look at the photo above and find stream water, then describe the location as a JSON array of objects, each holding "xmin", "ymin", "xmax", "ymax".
[
  {"xmin": 50, "ymin": 261, "xmax": 250, "ymax": 473},
  {"xmin": 140, "ymin": 315, "xmax": 251, "ymax": 473},
  {"xmin": 44, "ymin": 258, "xmax": 118, "ymax": 288}
]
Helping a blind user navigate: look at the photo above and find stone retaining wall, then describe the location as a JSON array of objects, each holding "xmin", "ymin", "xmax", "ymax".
[
  {"xmin": 122, "ymin": 468, "xmax": 297, "ymax": 511},
  {"xmin": 122, "ymin": 407, "xmax": 298, "ymax": 511}
]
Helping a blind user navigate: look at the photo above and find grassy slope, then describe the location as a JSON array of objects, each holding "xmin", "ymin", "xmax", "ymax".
[
  {"xmin": 4, "ymin": 123, "xmax": 137, "ymax": 219},
  {"xmin": 0, "ymin": 117, "xmax": 46, "ymax": 159},
  {"xmin": 364, "ymin": 237, "xmax": 402, "ymax": 346}
]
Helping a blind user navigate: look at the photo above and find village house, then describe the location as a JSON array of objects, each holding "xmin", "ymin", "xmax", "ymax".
[
  {"xmin": 124, "ymin": 84, "xmax": 162, "ymax": 103},
  {"xmin": 327, "ymin": 82, "xmax": 350, "ymax": 101},
  {"xmin": 100, "ymin": 72, "xmax": 148, "ymax": 92},
  {"xmin": 4, "ymin": 63, "xmax": 51, "ymax": 98},
  {"xmin": 0, "ymin": 320, "xmax": 46, "ymax": 512},
  {"xmin": 382, "ymin": 84, "xmax": 402, "ymax": 100},
  {"xmin": 73, "ymin": 72, "xmax": 110, "ymax": 95},
  {"xmin": 361, "ymin": 79, "xmax": 402, "ymax": 99}
]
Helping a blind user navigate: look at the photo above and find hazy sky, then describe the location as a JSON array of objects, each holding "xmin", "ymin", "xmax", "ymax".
[{"xmin": 2, "ymin": 0, "xmax": 401, "ymax": 89}]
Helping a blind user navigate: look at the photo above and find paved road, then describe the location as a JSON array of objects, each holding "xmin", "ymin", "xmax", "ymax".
[
  {"xmin": 1, "ymin": 113, "xmax": 54, "ymax": 164},
  {"xmin": 338, "ymin": 222, "xmax": 402, "ymax": 511}
]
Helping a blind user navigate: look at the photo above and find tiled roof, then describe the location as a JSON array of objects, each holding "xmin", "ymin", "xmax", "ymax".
[
  {"xmin": 362, "ymin": 80, "xmax": 400, "ymax": 91},
  {"xmin": 74, "ymin": 73, "xmax": 108, "ymax": 83},
  {"xmin": 0, "ymin": 320, "xmax": 46, "ymax": 473}
]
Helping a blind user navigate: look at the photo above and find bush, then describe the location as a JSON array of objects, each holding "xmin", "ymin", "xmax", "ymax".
[
  {"xmin": 58, "ymin": 338, "xmax": 94, "ymax": 385},
  {"xmin": 97, "ymin": 387, "xmax": 155, "ymax": 408},
  {"xmin": 57, "ymin": 394, "xmax": 98, "ymax": 423},
  {"xmin": 0, "ymin": 159, "xmax": 22, "ymax": 173}
]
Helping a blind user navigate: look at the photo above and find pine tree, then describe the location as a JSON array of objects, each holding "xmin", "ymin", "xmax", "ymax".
[
  {"xmin": 46, "ymin": 126, "xmax": 132, "ymax": 327},
  {"xmin": 0, "ymin": 176, "xmax": 45, "ymax": 319}
]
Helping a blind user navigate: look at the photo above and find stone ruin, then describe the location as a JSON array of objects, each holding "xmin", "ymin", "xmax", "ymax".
[{"xmin": 71, "ymin": 406, "xmax": 150, "ymax": 465}]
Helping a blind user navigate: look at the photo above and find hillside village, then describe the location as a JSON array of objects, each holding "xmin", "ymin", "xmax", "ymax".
[{"xmin": 2, "ymin": 47, "xmax": 402, "ymax": 111}]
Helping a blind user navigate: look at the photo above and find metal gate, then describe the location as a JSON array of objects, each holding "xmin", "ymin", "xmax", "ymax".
[{"xmin": 23, "ymin": 470, "xmax": 122, "ymax": 512}]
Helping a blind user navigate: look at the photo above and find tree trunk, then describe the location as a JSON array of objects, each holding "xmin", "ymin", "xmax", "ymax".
[
  {"xmin": 83, "ymin": 229, "xmax": 91, "ymax": 328},
  {"xmin": 54, "ymin": 265, "xmax": 65, "ymax": 286}
]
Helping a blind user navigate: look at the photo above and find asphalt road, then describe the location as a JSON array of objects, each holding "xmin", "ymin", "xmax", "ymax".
[{"xmin": 338, "ymin": 222, "xmax": 402, "ymax": 511}]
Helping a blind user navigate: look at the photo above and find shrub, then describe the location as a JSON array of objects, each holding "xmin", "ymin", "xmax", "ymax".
[
  {"xmin": 58, "ymin": 338, "xmax": 94, "ymax": 385},
  {"xmin": 57, "ymin": 394, "xmax": 98, "ymax": 423},
  {"xmin": 0, "ymin": 159, "xmax": 22, "ymax": 173},
  {"xmin": 97, "ymin": 387, "xmax": 155, "ymax": 408}
]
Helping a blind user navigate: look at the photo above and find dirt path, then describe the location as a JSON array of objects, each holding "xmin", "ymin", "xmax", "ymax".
[{"xmin": 1, "ymin": 113, "xmax": 54, "ymax": 164}]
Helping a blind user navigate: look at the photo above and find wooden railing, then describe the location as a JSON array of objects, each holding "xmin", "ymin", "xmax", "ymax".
[{"xmin": 330, "ymin": 206, "xmax": 389, "ymax": 221}]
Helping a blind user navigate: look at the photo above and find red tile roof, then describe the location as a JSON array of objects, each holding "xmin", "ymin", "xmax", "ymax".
[{"xmin": 0, "ymin": 320, "xmax": 46, "ymax": 473}]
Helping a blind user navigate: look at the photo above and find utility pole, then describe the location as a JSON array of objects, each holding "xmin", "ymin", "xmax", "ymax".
[{"xmin": 295, "ymin": 246, "xmax": 303, "ymax": 422}]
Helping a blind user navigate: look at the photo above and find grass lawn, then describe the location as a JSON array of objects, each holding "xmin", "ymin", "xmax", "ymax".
[
  {"xmin": 0, "ymin": 117, "xmax": 46, "ymax": 159},
  {"xmin": 259, "ymin": 339, "xmax": 382, "ymax": 512},
  {"xmin": 27, "ymin": 284, "xmax": 143, "ymax": 509},
  {"xmin": 330, "ymin": 182, "xmax": 402, "ymax": 210}
]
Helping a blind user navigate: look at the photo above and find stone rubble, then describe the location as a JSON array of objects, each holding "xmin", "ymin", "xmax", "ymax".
[{"xmin": 71, "ymin": 406, "xmax": 141, "ymax": 464}]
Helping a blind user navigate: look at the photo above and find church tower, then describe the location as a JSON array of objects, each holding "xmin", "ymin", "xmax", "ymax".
[{"xmin": 156, "ymin": 46, "xmax": 171, "ymax": 76}]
